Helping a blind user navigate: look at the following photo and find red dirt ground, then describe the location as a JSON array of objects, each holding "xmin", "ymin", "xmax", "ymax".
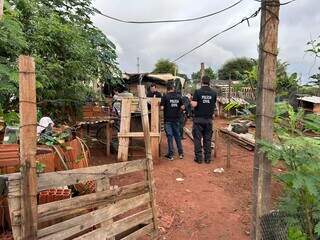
[{"xmin": 92, "ymin": 118, "xmax": 282, "ymax": 240}]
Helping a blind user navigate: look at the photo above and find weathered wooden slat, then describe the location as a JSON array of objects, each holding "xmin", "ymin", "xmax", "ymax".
[
  {"xmin": 106, "ymin": 209, "xmax": 153, "ymax": 239},
  {"xmin": 137, "ymin": 85, "xmax": 159, "ymax": 233},
  {"xmin": 38, "ymin": 193, "xmax": 151, "ymax": 240},
  {"xmin": 96, "ymin": 177, "xmax": 114, "ymax": 240},
  {"xmin": 38, "ymin": 159, "xmax": 146, "ymax": 191},
  {"xmin": 7, "ymin": 179, "xmax": 22, "ymax": 240},
  {"xmin": 151, "ymin": 98, "xmax": 160, "ymax": 162},
  {"xmin": 120, "ymin": 222, "xmax": 154, "ymax": 240},
  {"xmin": 37, "ymin": 181, "xmax": 148, "ymax": 223},
  {"xmin": 117, "ymin": 99, "xmax": 132, "ymax": 162},
  {"xmin": 74, "ymin": 209, "xmax": 153, "ymax": 240}
]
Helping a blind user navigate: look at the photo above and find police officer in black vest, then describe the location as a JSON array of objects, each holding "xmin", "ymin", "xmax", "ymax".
[
  {"xmin": 161, "ymin": 82, "xmax": 184, "ymax": 161},
  {"xmin": 191, "ymin": 76, "xmax": 217, "ymax": 164}
]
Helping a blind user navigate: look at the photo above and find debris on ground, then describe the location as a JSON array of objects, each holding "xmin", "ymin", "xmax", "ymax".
[
  {"xmin": 176, "ymin": 178, "xmax": 184, "ymax": 182},
  {"xmin": 213, "ymin": 168, "xmax": 225, "ymax": 173}
]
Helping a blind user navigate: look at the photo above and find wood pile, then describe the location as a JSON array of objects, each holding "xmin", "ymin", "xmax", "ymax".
[{"xmin": 219, "ymin": 128, "xmax": 255, "ymax": 151}]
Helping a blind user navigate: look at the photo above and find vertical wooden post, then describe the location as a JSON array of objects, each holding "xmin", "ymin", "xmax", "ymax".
[
  {"xmin": 226, "ymin": 74, "xmax": 231, "ymax": 168},
  {"xmin": 137, "ymin": 85, "xmax": 158, "ymax": 236},
  {"xmin": 150, "ymin": 98, "xmax": 160, "ymax": 163},
  {"xmin": 96, "ymin": 178, "xmax": 114, "ymax": 240},
  {"xmin": 19, "ymin": 55, "xmax": 38, "ymax": 239},
  {"xmin": 200, "ymin": 62, "xmax": 205, "ymax": 79},
  {"xmin": 252, "ymin": 1, "xmax": 280, "ymax": 239},
  {"xmin": 117, "ymin": 99, "xmax": 132, "ymax": 162},
  {"xmin": 105, "ymin": 121, "xmax": 111, "ymax": 156},
  {"xmin": 0, "ymin": 0, "xmax": 3, "ymax": 19},
  {"xmin": 226, "ymin": 136, "xmax": 231, "ymax": 169}
]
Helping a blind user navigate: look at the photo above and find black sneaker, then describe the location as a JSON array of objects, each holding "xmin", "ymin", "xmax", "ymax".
[
  {"xmin": 179, "ymin": 154, "xmax": 184, "ymax": 159},
  {"xmin": 194, "ymin": 159, "xmax": 203, "ymax": 164},
  {"xmin": 165, "ymin": 154, "xmax": 174, "ymax": 161}
]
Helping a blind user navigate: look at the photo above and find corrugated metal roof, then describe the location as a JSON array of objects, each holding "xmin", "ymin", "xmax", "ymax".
[
  {"xmin": 217, "ymin": 96, "xmax": 249, "ymax": 105},
  {"xmin": 298, "ymin": 96, "xmax": 320, "ymax": 104}
]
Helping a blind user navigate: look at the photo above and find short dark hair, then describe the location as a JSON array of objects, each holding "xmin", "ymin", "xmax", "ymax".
[
  {"xmin": 202, "ymin": 76, "xmax": 210, "ymax": 85},
  {"xmin": 167, "ymin": 82, "xmax": 174, "ymax": 91}
]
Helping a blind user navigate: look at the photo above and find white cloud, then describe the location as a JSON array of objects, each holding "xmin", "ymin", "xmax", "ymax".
[{"xmin": 92, "ymin": 0, "xmax": 320, "ymax": 83}]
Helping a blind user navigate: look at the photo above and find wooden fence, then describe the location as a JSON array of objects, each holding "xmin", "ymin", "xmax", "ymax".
[{"xmin": 4, "ymin": 159, "xmax": 157, "ymax": 239}]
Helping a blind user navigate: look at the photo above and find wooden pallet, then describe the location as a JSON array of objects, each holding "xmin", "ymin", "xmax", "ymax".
[
  {"xmin": 3, "ymin": 159, "xmax": 157, "ymax": 240},
  {"xmin": 117, "ymin": 97, "xmax": 161, "ymax": 163}
]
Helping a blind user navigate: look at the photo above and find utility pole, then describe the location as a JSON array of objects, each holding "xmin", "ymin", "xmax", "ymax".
[
  {"xmin": 200, "ymin": 62, "xmax": 205, "ymax": 79},
  {"xmin": 19, "ymin": 55, "xmax": 38, "ymax": 239},
  {"xmin": 137, "ymin": 57, "xmax": 140, "ymax": 73},
  {"xmin": 252, "ymin": 0, "xmax": 280, "ymax": 239},
  {"xmin": 0, "ymin": 0, "xmax": 3, "ymax": 19}
]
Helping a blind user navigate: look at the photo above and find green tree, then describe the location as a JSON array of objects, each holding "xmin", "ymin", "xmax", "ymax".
[
  {"xmin": 191, "ymin": 67, "xmax": 217, "ymax": 80},
  {"xmin": 307, "ymin": 37, "xmax": 320, "ymax": 95},
  {"xmin": 243, "ymin": 60, "xmax": 298, "ymax": 95},
  {"xmin": 1, "ymin": 0, "xmax": 121, "ymax": 121},
  {"xmin": 153, "ymin": 59, "xmax": 177, "ymax": 75},
  {"xmin": 218, "ymin": 57, "xmax": 255, "ymax": 80}
]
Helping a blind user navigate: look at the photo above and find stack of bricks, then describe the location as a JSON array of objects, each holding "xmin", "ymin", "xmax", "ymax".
[
  {"xmin": 39, "ymin": 189, "xmax": 71, "ymax": 204},
  {"xmin": 0, "ymin": 232, "xmax": 13, "ymax": 240},
  {"xmin": 74, "ymin": 180, "xmax": 96, "ymax": 195}
]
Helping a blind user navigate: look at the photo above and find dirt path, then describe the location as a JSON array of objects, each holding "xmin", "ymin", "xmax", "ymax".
[
  {"xmin": 91, "ymin": 118, "xmax": 281, "ymax": 239},
  {"xmin": 155, "ymin": 119, "xmax": 253, "ymax": 240}
]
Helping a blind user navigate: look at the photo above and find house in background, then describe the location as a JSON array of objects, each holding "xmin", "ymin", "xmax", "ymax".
[{"xmin": 297, "ymin": 96, "xmax": 320, "ymax": 114}]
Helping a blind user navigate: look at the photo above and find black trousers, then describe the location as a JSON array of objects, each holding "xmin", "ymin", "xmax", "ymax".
[{"xmin": 192, "ymin": 121, "xmax": 213, "ymax": 161}]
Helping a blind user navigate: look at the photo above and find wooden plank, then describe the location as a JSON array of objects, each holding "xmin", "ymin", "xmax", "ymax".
[
  {"xmin": 117, "ymin": 99, "xmax": 132, "ymax": 162},
  {"xmin": 74, "ymin": 209, "xmax": 153, "ymax": 240},
  {"xmin": 38, "ymin": 193, "xmax": 151, "ymax": 240},
  {"xmin": 96, "ymin": 177, "xmax": 114, "ymax": 240},
  {"xmin": 120, "ymin": 223, "xmax": 154, "ymax": 240},
  {"xmin": 151, "ymin": 98, "xmax": 160, "ymax": 162},
  {"xmin": 37, "ymin": 181, "xmax": 148, "ymax": 223},
  {"xmin": 137, "ymin": 85, "xmax": 158, "ymax": 237},
  {"xmin": 105, "ymin": 211, "xmax": 152, "ymax": 239},
  {"xmin": 38, "ymin": 159, "xmax": 146, "ymax": 191},
  {"xmin": 252, "ymin": 1, "xmax": 280, "ymax": 239},
  {"xmin": 118, "ymin": 132, "xmax": 160, "ymax": 138},
  {"xmin": 19, "ymin": 55, "xmax": 38, "ymax": 239},
  {"xmin": 106, "ymin": 122, "xmax": 111, "ymax": 156},
  {"xmin": 7, "ymin": 179, "xmax": 22, "ymax": 240}
]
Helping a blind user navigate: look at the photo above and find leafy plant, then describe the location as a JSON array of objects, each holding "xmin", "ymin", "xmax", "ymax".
[
  {"xmin": 288, "ymin": 227, "xmax": 308, "ymax": 240},
  {"xmin": 36, "ymin": 161, "xmax": 46, "ymax": 173},
  {"xmin": 259, "ymin": 104, "xmax": 320, "ymax": 239},
  {"xmin": 224, "ymin": 101, "xmax": 242, "ymax": 112}
]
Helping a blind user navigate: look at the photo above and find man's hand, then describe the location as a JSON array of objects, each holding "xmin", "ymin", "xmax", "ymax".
[{"xmin": 191, "ymin": 101, "xmax": 198, "ymax": 108}]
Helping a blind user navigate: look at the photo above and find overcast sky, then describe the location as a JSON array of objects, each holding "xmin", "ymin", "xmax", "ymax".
[{"xmin": 92, "ymin": 0, "xmax": 320, "ymax": 83}]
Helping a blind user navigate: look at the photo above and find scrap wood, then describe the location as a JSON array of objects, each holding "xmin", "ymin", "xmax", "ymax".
[{"xmin": 219, "ymin": 128, "xmax": 255, "ymax": 151}]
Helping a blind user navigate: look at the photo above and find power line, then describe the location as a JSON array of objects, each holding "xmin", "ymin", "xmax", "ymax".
[
  {"xmin": 252, "ymin": 0, "xmax": 296, "ymax": 5},
  {"xmin": 172, "ymin": 8, "xmax": 262, "ymax": 62},
  {"xmin": 95, "ymin": 0, "xmax": 243, "ymax": 24}
]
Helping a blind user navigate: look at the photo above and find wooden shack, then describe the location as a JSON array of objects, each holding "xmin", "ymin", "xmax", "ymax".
[
  {"xmin": 297, "ymin": 96, "xmax": 320, "ymax": 114},
  {"xmin": 123, "ymin": 73, "xmax": 185, "ymax": 96}
]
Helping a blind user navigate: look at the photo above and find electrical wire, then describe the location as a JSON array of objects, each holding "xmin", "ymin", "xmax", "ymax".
[
  {"xmin": 172, "ymin": 8, "xmax": 261, "ymax": 62},
  {"xmin": 95, "ymin": 0, "xmax": 243, "ymax": 24},
  {"xmin": 252, "ymin": 0, "xmax": 296, "ymax": 6}
]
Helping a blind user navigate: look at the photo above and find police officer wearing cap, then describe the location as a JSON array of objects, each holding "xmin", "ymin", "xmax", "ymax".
[{"xmin": 191, "ymin": 76, "xmax": 217, "ymax": 164}]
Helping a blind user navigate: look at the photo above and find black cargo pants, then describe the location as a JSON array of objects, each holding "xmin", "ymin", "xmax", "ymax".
[{"xmin": 192, "ymin": 120, "xmax": 213, "ymax": 162}]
